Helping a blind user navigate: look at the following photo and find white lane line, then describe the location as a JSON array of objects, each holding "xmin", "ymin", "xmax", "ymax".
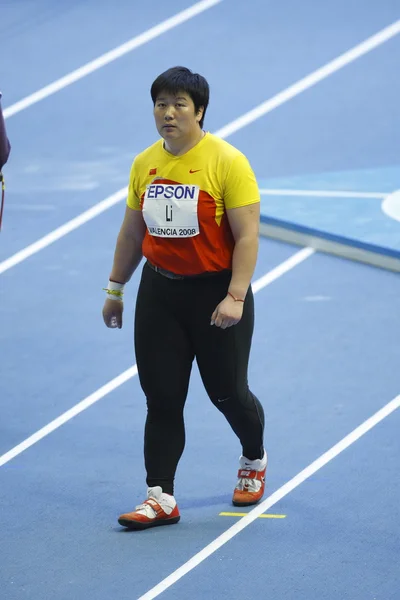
[
  {"xmin": 0, "ymin": 187, "xmax": 128, "ymax": 275},
  {"xmin": 0, "ymin": 366, "xmax": 137, "ymax": 468},
  {"xmin": 138, "ymin": 394, "xmax": 400, "ymax": 600},
  {"xmin": 1, "ymin": 20, "xmax": 397, "ymax": 275},
  {"xmin": 382, "ymin": 189, "xmax": 400, "ymax": 223},
  {"xmin": 0, "ymin": 247, "xmax": 313, "ymax": 468},
  {"xmin": 259, "ymin": 189, "xmax": 386, "ymax": 199},
  {"xmin": 3, "ymin": 0, "xmax": 222, "ymax": 119},
  {"xmin": 252, "ymin": 247, "xmax": 314, "ymax": 293},
  {"xmin": 214, "ymin": 19, "xmax": 400, "ymax": 139}
]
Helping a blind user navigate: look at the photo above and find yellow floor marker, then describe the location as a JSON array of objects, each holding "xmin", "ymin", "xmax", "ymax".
[{"xmin": 220, "ymin": 512, "xmax": 286, "ymax": 519}]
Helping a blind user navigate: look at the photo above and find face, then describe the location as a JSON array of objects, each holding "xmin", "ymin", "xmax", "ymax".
[{"xmin": 153, "ymin": 91, "xmax": 204, "ymax": 145}]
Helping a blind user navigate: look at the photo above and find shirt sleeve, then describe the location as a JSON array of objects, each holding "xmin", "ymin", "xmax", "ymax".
[
  {"xmin": 126, "ymin": 158, "xmax": 141, "ymax": 210},
  {"xmin": 223, "ymin": 153, "xmax": 260, "ymax": 209}
]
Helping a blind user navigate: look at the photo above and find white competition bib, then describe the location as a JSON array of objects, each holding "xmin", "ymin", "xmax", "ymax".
[{"xmin": 143, "ymin": 183, "xmax": 200, "ymax": 238}]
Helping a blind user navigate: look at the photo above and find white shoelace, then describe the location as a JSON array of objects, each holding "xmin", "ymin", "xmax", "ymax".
[
  {"xmin": 134, "ymin": 488, "xmax": 176, "ymax": 517},
  {"xmin": 134, "ymin": 500, "xmax": 159, "ymax": 518},
  {"xmin": 236, "ymin": 476, "xmax": 262, "ymax": 492}
]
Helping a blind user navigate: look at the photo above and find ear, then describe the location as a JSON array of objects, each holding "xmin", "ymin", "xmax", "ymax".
[{"xmin": 196, "ymin": 106, "xmax": 204, "ymax": 123}]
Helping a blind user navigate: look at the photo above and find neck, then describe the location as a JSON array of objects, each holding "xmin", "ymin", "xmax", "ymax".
[{"xmin": 164, "ymin": 129, "xmax": 205, "ymax": 156}]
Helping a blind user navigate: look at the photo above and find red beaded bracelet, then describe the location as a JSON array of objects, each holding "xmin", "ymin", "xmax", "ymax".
[{"xmin": 228, "ymin": 291, "xmax": 245, "ymax": 303}]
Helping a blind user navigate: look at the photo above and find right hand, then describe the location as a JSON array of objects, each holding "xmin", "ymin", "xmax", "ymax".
[{"xmin": 102, "ymin": 298, "xmax": 124, "ymax": 329}]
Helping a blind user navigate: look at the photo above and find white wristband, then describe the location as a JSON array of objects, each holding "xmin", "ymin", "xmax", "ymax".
[{"xmin": 104, "ymin": 280, "xmax": 125, "ymax": 301}]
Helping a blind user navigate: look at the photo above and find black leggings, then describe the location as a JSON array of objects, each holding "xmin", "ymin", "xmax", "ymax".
[{"xmin": 134, "ymin": 262, "xmax": 265, "ymax": 495}]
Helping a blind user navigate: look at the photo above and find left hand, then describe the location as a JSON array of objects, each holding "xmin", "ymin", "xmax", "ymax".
[{"xmin": 211, "ymin": 295, "xmax": 244, "ymax": 329}]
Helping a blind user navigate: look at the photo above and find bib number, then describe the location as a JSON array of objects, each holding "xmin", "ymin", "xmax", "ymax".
[{"xmin": 143, "ymin": 183, "xmax": 200, "ymax": 238}]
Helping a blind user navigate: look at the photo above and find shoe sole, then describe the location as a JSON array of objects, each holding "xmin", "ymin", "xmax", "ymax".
[
  {"xmin": 232, "ymin": 497, "xmax": 264, "ymax": 507},
  {"xmin": 118, "ymin": 515, "xmax": 180, "ymax": 530}
]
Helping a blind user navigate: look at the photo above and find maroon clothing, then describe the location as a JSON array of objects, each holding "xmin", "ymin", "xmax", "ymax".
[{"xmin": 0, "ymin": 99, "xmax": 10, "ymax": 170}]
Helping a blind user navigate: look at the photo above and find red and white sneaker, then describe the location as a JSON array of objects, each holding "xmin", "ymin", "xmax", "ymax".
[
  {"xmin": 118, "ymin": 486, "xmax": 180, "ymax": 530},
  {"xmin": 232, "ymin": 451, "xmax": 267, "ymax": 507}
]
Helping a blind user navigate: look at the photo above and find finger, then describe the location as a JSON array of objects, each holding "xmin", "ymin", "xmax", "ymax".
[
  {"xmin": 228, "ymin": 319, "xmax": 240, "ymax": 327},
  {"xmin": 102, "ymin": 309, "xmax": 111, "ymax": 327},
  {"xmin": 214, "ymin": 314, "xmax": 224, "ymax": 328},
  {"xmin": 103, "ymin": 310, "xmax": 119, "ymax": 328},
  {"xmin": 224, "ymin": 318, "xmax": 240, "ymax": 329},
  {"xmin": 210, "ymin": 308, "xmax": 218, "ymax": 326}
]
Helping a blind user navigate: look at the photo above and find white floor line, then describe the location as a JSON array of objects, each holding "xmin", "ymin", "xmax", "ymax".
[
  {"xmin": 259, "ymin": 189, "xmax": 386, "ymax": 199},
  {"xmin": 0, "ymin": 366, "xmax": 137, "ymax": 468},
  {"xmin": 214, "ymin": 19, "xmax": 400, "ymax": 139},
  {"xmin": 0, "ymin": 187, "xmax": 128, "ymax": 275},
  {"xmin": 3, "ymin": 0, "xmax": 222, "ymax": 119},
  {"xmin": 252, "ymin": 247, "xmax": 314, "ymax": 293},
  {"xmin": 138, "ymin": 394, "xmax": 400, "ymax": 600},
  {"xmin": 382, "ymin": 189, "xmax": 400, "ymax": 223},
  {"xmin": 0, "ymin": 247, "xmax": 313, "ymax": 468},
  {"xmin": 1, "ymin": 20, "xmax": 398, "ymax": 275}
]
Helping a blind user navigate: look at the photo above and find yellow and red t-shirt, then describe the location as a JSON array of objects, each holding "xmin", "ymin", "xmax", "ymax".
[{"xmin": 126, "ymin": 132, "xmax": 259, "ymax": 275}]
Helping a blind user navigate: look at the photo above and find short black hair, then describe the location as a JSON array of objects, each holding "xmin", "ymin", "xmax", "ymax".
[{"xmin": 151, "ymin": 66, "xmax": 209, "ymax": 129}]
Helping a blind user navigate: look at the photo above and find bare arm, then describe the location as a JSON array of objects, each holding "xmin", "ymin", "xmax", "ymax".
[
  {"xmin": 226, "ymin": 202, "xmax": 260, "ymax": 299},
  {"xmin": 109, "ymin": 206, "xmax": 146, "ymax": 283},
  {"xmin": 210, "ymin": 203, "xmax": 259, "ymax": 329}
]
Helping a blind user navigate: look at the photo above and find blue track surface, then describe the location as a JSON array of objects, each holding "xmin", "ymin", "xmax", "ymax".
[{"xmin": 1, "ymin": 2, "xmax": 399, "ymax": 599}]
